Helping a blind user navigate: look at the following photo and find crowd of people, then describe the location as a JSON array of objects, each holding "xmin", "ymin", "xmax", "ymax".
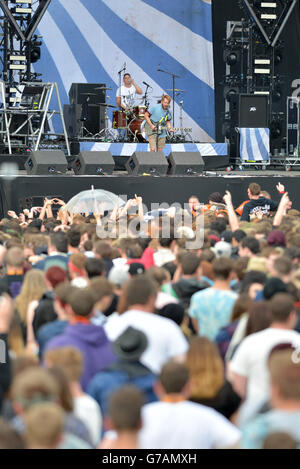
[{"xmin": 0, "ymin": 181, "xmax": 300, "ymax": 449}]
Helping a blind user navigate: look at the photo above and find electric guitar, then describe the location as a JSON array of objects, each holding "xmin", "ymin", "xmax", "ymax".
[{"xmin": 140, "ymin": 120, "xmax": 192, "ymax": 139}]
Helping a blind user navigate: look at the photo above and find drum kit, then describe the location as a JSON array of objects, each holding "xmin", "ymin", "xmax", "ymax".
[
  {"xmin": 112, "ymin": 104, "xmax": 148, "ymax": 142},
  {"xmin": 77, "ymin": 66, "xmax": 194, "ymax": 143}
]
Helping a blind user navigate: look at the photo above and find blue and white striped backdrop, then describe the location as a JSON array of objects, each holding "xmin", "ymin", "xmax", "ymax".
[
  {"xmin": 80, "ymin": 142, "xmax": 228, "ymax": 157},
  {"xmin": 33, "ymin": 0, "xmax": 215, "ymax": 142},
  {"xmin": 238, "ymin": 128, "xmax": 270, "ymax": 161}
]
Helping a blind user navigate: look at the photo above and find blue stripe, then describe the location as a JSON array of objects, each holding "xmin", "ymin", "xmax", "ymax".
[
  {"xmin": 245, "ymin": 128, "xmax": 254, "ymax": 160},
  {"xmin": 184, "ymin": 143, "xmax": 199, "ymax": 152},
  {"xmin": 83, "ymin": 1, "xmax": 215, "ymax": 139},
  {"xmin": 213, "ymin": 143, "xmax": 228, "ymax": 156},
  {"xmin": 140, "ymin": 0, "xmax": 213, "ymax": 42},
  {"xmin": 255, "ymin": 128, "xmax": 269, "ymax": 161}
]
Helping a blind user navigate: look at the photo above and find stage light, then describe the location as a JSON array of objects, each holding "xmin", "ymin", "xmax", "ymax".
[
  {"xmin": 30, "ymin": 46, "xmax": 41, "ymax": 63},
  {"xmin": 272, "ymin": 85, "xmax": 282, "ymax": 101},
  {"xmin": 227, "ymin": 52, "xmax": 238, "ymax": 66},
  {"xmin": 223, "ymin": 49, "xmax": 240, "ymax": 67},
  {"xmin": 222, "ymin": 121, "xmax": 233, "ymax": 139},
  {"xmin": 270, "ymin": 119, "xmax": 282, "ymax": 139},
  {"xmin": 274, "ymin": 49, "xmax": 282, "ymax": 65},
  {"xmin": 224, "ymin": 86, "xmax": 239, "ymax": 103}
]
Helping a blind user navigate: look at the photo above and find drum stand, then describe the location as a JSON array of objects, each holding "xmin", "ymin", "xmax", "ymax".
[
  {"xmin": 178, "ymin": 99, "xmax": 193, "ymax": 143},
  {"xmin": 80, "ymin": 99, "xmax": 93, "ymax": 138},
  {"xmin": 94, "ymin": 95, "xmax": 116, "ymax": 141}
]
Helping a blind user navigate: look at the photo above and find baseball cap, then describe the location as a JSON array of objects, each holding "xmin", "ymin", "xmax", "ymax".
[
  {"xmin": 212, "ymin": 241, "xmax": 232, "ymax": 258},
  {"xmin": 108, "ymin": 266, "xmax": 130, "ymax": 287}
]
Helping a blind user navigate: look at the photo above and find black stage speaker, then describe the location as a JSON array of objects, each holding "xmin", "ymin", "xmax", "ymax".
[
  {"xmin": 24, "ymin": 151, "xmax": 68, "ymax": 175},
  {"xmin": 73, "ymin": 151, "xmax": 115, "ymax": 175},
  {"xmin": 68, "ymin": 83, "xmax": 106, "ymax": 106},
  {"xmin": 63, "ymin": 104, "xmax": 105, "ymax": 137},
  {"xmin": 239, "ymin": 94, "xmax": 269, "ymax": 127},
  {"xmin": 168, "ymin": 152, "xmax": 204, "ymax": 175},
  {"xmin": 125, "ymin": 152, "xmax": 168, "ymax": 176}
]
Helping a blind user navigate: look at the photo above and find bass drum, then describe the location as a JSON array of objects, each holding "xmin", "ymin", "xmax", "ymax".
[
  {"xmin": 128, "ymin": 117, "xmax": 148, "ymax": 142},
  {"xmin": 112, "ymin": 110, "xmax": 127, "ymax": 129}
]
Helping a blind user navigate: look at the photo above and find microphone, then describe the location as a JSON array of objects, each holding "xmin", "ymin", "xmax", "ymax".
[
  {"xmin": 124, "ymin": 62, "xmax": 126, "ymax": 71},
  {"xmin": 143, "ymin": 81, "xmax": 152, "ymax": 88}
]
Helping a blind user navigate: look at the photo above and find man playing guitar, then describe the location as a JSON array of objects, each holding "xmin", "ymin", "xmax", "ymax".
[{"xmin": 143, "ymin": 94, "xmax": 174, "ymax": 152}]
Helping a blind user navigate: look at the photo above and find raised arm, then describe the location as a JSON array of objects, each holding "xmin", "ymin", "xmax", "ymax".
[
  {"xmin": 273, "ymin": 192, "xmax": 290, "ymax": 227},
  {"xmin": 223, "ymin": 191, "xmax": 240, "ymax": 232}
]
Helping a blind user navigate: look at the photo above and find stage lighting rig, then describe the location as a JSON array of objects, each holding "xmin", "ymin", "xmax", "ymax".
[{"xmin": 0, "ymin": 0, "xmax": 51, "ymax": 90}]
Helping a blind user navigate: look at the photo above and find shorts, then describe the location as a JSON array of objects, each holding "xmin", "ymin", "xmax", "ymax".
[{"xmin": 148, "ymin": 134, "xmax": 166, "ymax": 150}]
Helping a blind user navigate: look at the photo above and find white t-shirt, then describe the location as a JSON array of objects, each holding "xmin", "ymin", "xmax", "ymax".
[
  {"xmin": 74, "ymin": 394, "xmax": 102, "ymax": 447},
  {"xmin": 229, "ymin": 327, "xmax": 300, "ymax": 400},
  {"xmin": 139, "ymin": 401, "xmax": 241, "ymax": 449},
  {"xmin": 104, "ymin": 309, "xmax": 188, "ymax": 373},
  {"xmin": 153, "ymin": 248, "xmax": 176, "ymax": 267},
  {"xmin": 116, "ymin": 85, "xmax": 137, "ymax": 108}
]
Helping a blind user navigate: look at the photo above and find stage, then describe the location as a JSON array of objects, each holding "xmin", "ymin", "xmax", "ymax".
[{"xmin": 1, "ymin": 170, "xmax": 300, "ymax": 219}]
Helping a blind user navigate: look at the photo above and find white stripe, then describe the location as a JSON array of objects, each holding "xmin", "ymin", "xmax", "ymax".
[
  {"xmin": 60, "ymin": 0, "xmax": 213, "ymax": 142},
  {"xmin": 103, "ymin": 0, "xmax": 214, "ymax": 90},
  {"xmin": 171, "ymin": 144, "xmax": 186, "ymax": 152},
  {"xmin": 197, "ymin": 144, "xmax": 216, "ymax": 155},
  {"xmin": 120, "ymin": 143, "xmax": 135, "ymax": 156},
  {"xmin": 250, "ymin": 128, "xmax": 262, "ymax": 160},
  {"xmin": 38, "ymin": 11, "xmax": 86, "ymax": 95}
]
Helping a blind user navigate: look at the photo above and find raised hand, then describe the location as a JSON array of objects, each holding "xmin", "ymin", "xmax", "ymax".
[
  {"xmin": 223, "ymin": 190, "xmax": 232, "ymax": 206},
  {"xmin": 7, "ymin": 210, "xmax": 17, "ymax": 218},
  {"xmin": 276, "ymin": 182, "xmax": 285, "ymax": 193}
]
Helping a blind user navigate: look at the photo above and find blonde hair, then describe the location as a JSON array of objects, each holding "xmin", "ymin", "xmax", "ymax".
[
  {"xmin": 161, "ymin": 94, "xmax": 171, "ymax": 103},
  {"xmin": 44, "ymin": 347, "xmax": 83, "ymax": 382},
  {"xmin": 25, "ymin": 402, "xmax": 64, "ymax": 448},
  {"xmin": 186, "ymin": 337, "xmax": 224, "ymax": 400},
  {"xmin": 14, "ymin": 270, "xmax": 48, "ymax": 323}
]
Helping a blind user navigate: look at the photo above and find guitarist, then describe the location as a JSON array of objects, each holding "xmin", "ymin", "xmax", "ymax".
[{"xmin": 143, "ymin": 94, "xmax": 174, "ymax": 152}]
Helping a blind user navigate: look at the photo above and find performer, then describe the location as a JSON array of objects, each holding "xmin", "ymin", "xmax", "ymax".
[
  {"xmin": 143, "ymin": 94, "xmax": 174, "ymax": 152},
  {"xmin": 116, "ymin": 73, "xmax": 143, "ymax": 110}
]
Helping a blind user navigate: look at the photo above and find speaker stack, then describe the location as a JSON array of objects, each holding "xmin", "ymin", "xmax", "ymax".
[
  {"xmin": 63, "ymin": 83, "xmax": 106, "ymax": 138},
  {"xmin": 226, "ymin": 94, "xmax": 269, "ymax": 160}
]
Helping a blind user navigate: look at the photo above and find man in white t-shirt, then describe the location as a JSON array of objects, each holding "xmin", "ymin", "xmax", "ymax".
[
  {"xmin": 229, "ymin": 293, "xmax": 300, "ymax": 401},
  {"xmin": 116, "ymin": 73, "xmax": 143, "ymax": 110},
  {"xmin": 139, "ymin": 362, "xmax": 241, "ymax": 449},
  {"xmin": 104, "ymin": 275, "xmax": 188, "ymax": 374}
]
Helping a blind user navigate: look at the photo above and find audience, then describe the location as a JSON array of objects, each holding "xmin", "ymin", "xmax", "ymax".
[{"xmin": 1, "ymin": 184, "xmax": 300, "ymax": 450}]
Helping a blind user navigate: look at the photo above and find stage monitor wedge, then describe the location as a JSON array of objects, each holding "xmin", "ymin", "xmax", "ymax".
[
  {"xmin": 73, "ymin": 151, "xmax": 115, "ymax": 175},
  {"xmin": 125, "ymin": 152, "xmax": 168, "ymax": 176},
  {"xmin": 25, "ymin": 151, "xmax": 68, "ymax": 175},
  {"xmin": 168, "ymin": 151, "xmax": 204, "ymax": 175}
]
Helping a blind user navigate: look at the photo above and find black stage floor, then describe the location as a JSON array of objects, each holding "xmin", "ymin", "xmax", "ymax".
[{"xmin": 1, "ymin": 171, "xmax": 300, "ymax": 218}]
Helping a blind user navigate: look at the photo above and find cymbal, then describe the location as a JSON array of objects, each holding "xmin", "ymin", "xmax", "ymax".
[
  {"xmin": 97, "ymin": 103, "xmax": 116, "ymax": 108},
  {"xmin": 81, "ymin": 92, "xmax": 97, "ymax": 96},
  {"xmin": 166, "ymin": 89, "xmax": 186, "ymax": 92},
  {"xmin": 94, "ymin": 87, "xmax": 113, "ymax": 91}
]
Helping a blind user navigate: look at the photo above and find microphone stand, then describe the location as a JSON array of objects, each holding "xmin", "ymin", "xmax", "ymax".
[
  {"xmin": 117, "ymin": 64, "xmax": 126, "ymax": 108},
  {"xmin": 144, "ymin": 84, "xmax": 150, "ymax": 107},
  {"xmin": 157, "ymin": 66, "xmax": 180, "ymax": 127}
]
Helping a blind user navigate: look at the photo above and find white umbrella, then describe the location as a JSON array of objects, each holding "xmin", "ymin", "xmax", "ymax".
[{"xmin": 63, "ymin": 186, "xmax": 125, "ymax": 214}]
